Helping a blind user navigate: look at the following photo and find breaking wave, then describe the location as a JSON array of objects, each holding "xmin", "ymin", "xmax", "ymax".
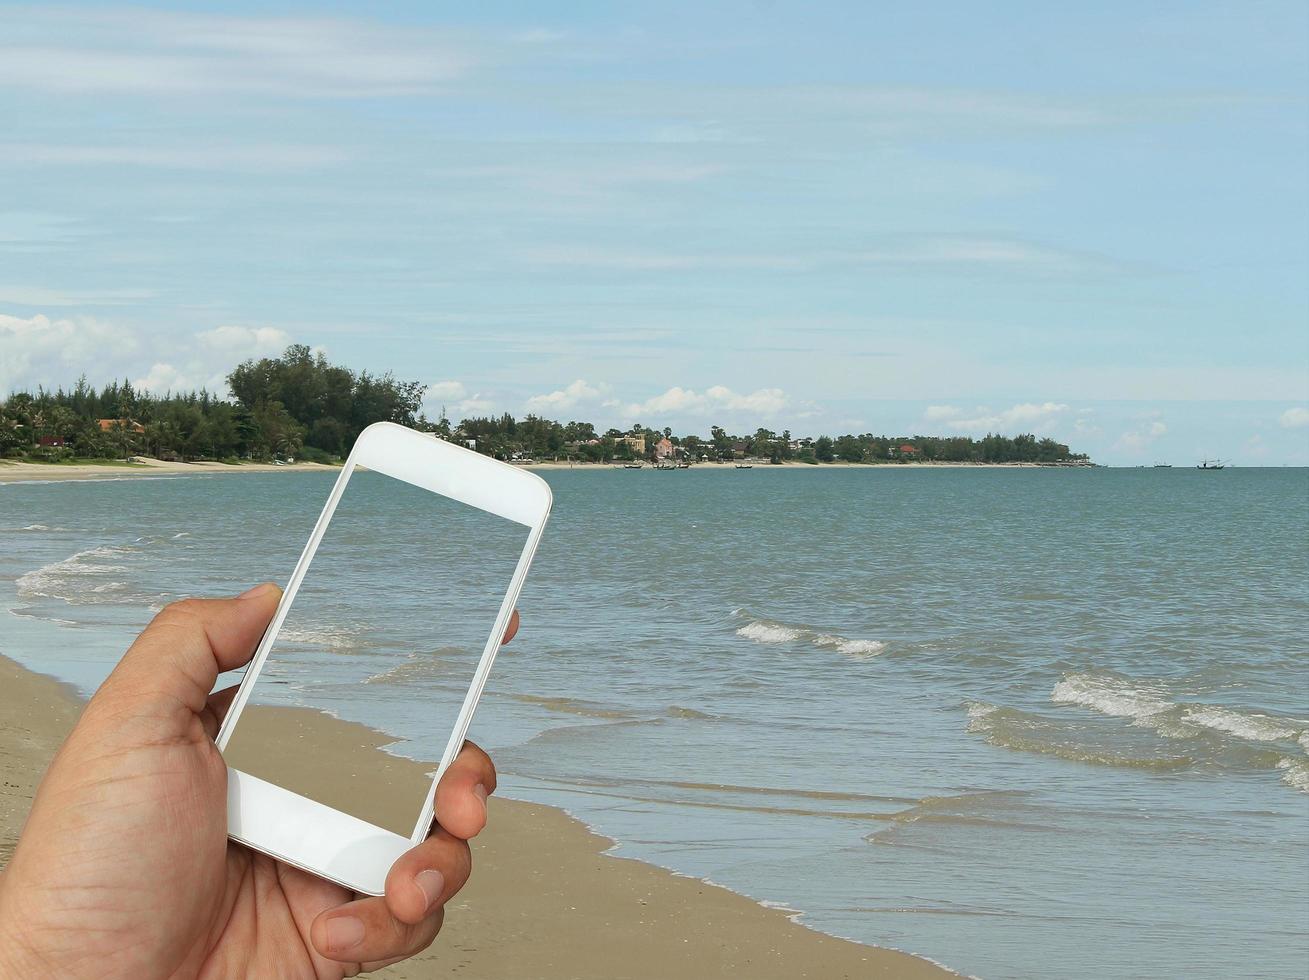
[
  {"xmin": 958, "ymin": 670, "xmax": 1309, "ymax": 793},
  {"xmin": 15, "ymin": 545, "xmax": 136, "ymax": 604},
  {"xmin": 733, "ymin": 611, "xmax": 885, "ymax": 659},
  {"xmin": 965, "ymin": 701, "xmax": 1194, "ymax": 770},
  {"xmin": 278, "ymin": 624, "xmax": 369, "ymax": 652},
  {"xmin": 1052, "ymin": 670, "xmax": 1308, "ymax": 752}
]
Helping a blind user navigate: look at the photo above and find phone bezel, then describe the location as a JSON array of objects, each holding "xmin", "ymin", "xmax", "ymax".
[{"xmin": 215, "ymin": 421, "xmax": 552, "ymax": 896}]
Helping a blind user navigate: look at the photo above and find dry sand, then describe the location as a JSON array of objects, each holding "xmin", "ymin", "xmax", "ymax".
[
  {"xmin": 0, "ymin": 458, "xmax": 339, "ymax": 483},
  {"xmin": 0, "ymin": 654, "xmax": 951, "ymax": 978}
]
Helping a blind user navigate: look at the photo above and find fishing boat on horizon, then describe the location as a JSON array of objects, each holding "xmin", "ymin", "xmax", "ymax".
[{"xmin": 1196, "ymin": 459, "xmax": 1225, "ymax": 470}]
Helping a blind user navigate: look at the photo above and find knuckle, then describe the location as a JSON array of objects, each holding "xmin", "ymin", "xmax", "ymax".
[{"xmin": 157, "ymin": 596, "xmax": 205, "ymax": 625}]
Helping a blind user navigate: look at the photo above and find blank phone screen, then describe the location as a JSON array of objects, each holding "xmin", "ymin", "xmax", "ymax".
[{"xmin": 221, "ymin": 467, "xmax": 529, "ymax": 836}]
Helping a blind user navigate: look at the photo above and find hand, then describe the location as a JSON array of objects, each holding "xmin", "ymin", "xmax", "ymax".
[{"xmin": 0, "ymin": 584, "xmax": 515, "ymax": 978}]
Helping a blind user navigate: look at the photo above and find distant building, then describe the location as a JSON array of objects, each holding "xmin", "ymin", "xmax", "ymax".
[
  {"xmin": 898, "ymin": 443, "xmax": 918, "ymax": 458},
  {"xmin": 617, "ymin": 434, "xmax": 645, "ymax": 454},
  {"xmin": 37, "ymin": 435, "xmax": 67, "ymax": 448},
  {"xmin": 97, "ymin": 418, "xmax": 145, "ymax": 434},
  {"xmin": 653, "ymin": 436, "xmax": 674, "ymax": 459}
]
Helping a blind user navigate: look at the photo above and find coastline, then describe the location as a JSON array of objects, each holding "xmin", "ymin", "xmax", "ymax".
[
  {"xmin": 0, "ymin": 456, "xmax": 1087, "ymax": 483},
  {"xmin": 0, "ymin": 654, "xmax": 953, "ymax": 979},
  {"xmin": 0, "ymin": 458, "xmax": 339, "ymax": 483}
]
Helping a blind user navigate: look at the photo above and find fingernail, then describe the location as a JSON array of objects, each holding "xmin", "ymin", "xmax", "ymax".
[
  {"xmin": 415, "ymin": 868, "xmax": 446, "ymax": 911},
  {"xmin": 324, "ymin": 915, "xmax": 364, "ymax": 953},
  {"xmin": 238, "ymin": 582, "xmax": 278, "ymax": 600}
]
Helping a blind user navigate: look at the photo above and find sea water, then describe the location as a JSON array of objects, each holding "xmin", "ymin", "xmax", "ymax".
[{"xmin": 2, "ymin": 467, "xmax": 1306, "ymax": 979}]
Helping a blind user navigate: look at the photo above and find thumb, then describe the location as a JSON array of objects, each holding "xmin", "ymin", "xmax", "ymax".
[{"xmin": 99, "ymin": 584, "xmax": 282, "ymax": 714}]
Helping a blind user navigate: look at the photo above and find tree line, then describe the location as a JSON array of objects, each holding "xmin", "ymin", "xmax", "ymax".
[{"xmin": 0, "ymin": 345, "xmax": 1088, "ymax": 465}]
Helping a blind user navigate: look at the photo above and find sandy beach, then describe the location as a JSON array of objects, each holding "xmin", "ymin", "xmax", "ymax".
[
  {"xmin": 0, "ymin": 458, "xmax": 340, "ymax": 483},
  {"xmin": 0, "ymin": 654, "xmax": 951, "ymax": 978}
]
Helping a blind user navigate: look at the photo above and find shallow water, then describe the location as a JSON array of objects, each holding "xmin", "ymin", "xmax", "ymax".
[{"xmin": 2, "ymin": 467, "xmax": 1307, "ymax": 979}]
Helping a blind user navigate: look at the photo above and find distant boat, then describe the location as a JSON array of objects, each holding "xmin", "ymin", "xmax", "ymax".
[
  {"xmin": 735, "ymin": 463, "xmax": 753, "ymax": 469},
  {"xmin": 1153, "ymin": 462, "xmax": 1172, "ymax": 468},
  {"xmin": 622, "ymin": 462, "xmax": 644, "ymax": 469},
  {"xmin": 1197, "ymin": 459, "xmax": 1225, "ymax": 470},
  {"xmin": 676, "ymin": 461, "xmax": 690, "ymax": 469}
]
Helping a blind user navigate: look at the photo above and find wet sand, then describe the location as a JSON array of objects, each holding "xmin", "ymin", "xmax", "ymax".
[{"xmin": 0, "ymin": 655, "xmax": 952, "ymax": 978}]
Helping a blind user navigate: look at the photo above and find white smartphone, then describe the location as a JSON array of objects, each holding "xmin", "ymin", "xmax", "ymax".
[{"xmin": 215, "ymin": 421, "xmax": 552, "ymax": 896}]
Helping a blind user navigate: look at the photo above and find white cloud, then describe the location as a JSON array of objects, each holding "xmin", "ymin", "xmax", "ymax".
[
  {"xmin": 615, "ymin": 384, "xmax": 790, "ymax": 420},
  {"xmin": 0, "ymin": 142, "xmax": 350, "ymax": 172},
  {"xmin": 924, "ymin": 401, "xmax": 1070, "ymax": 434},
  {"xmin": 198, "ymin": 325, "xmax": 291, "ymax": 358},
  {"xmin": 923, "ymin": 404, "xmax": 960, "ymax": 421},
  {"xmin": 525, "ymin": 379, "xmax": 610, "ymax": 412},
  {"xmin": 132, "ymin": 362, "xmax": 227, "ymax": 394},
  {"xmin": 0, "ymin": 284, "xmax": 156, "ymax": 306},
  {"xmin": 523, "ymin": 246, "xmax": 807, "ymax": 272},
  {"xmin": 1279, "ymin": 406, "xmax": 1309, "ymax": 429},
  {"xmin": 0, "ymin": 311, "xmax": 140, "ymax": 392},
  {"xmin": 524, "ymin": 236, "xmax": 1119, "ymax": 277},
  {"xmin": 427, "ymin": 380, "xmax": 468, "ymax": 402},
  {"xmin": 0, "ymin": 9, "xmax": 474, "ymax": 98},
  {"xmin": 456, "ymin": 396, "xmax": 496, "ymax": 416},
  {"xmin": 1114, "ymin": 418, "xmax": 1169, "ymax": 454}
]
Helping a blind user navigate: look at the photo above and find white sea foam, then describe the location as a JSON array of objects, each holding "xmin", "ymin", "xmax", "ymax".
[
  {"xmin": 1276, "ymin": 758, "xmax": 1309, "ymax": 793},
  {"xmin": 278, "ymin": 624, "xmax": 365, "ymax": 651},
  {"xmin": 1051, "ymin": 671, "xmax": 1172, "ymax": 722},
  {"xmin": 1183, "ymin": 706, "xmax": 1301, "ymax": 744},
  {"xmin": 734, "ymin": 612, "xmax": 884, "ymax": 657},
  {"xmin": 15, "ymin": 545, "xmax": 135, "ymax": 603},
  {"xmin": 172, "ymin": 531, "xmax": 190, "ymax": 538},
  {"xmin": 736, "ymin": 621, "xmax": 802, "ymax": 644},
  {"xmin": 813, "ymin": 634, "xmax": 886, "ymax": 657}
]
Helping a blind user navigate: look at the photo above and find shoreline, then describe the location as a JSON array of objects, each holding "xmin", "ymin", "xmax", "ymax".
[
  {"xmin": 0, "ymin": 458, "xmax": 340, "ymax": 483},
  {"xmin": 0, "ymin": 456, "xmax": 1089, "ymax": 483},
  {"xmin": 0, "ymin": 654, "xmax": 953, "ymax": 978}
]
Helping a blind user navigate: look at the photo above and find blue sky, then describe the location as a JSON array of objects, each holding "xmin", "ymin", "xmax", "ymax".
[{"xmin": 1, "ymin": 1, "xmax": 1306, "ymax": 464}]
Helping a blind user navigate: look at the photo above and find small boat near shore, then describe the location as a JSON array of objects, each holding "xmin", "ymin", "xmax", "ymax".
[
  {"xmin": 621, "ymin": 462, "xmax": 644, "ymax": 469},
  {"xmin": 735, "ymin": 463, "xmax": 753, "ymax": 469}
]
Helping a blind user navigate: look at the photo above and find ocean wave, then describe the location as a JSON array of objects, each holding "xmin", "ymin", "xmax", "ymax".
[
  {"xmin": 666, "ymin": 705, "xmax": 716, "ymax": 720},
  {"xmin": 736, "ymin": 620, "xmax": 801, "ymax": 644},
  {"xmin": 966, "ymin": 701, "xmax": 1194, "ymax": 770},
  {"xmin": 1051, "ymin": 670, "xmax": 1307, "ymax": 750},
  {"xmin": 1051, "ymin": 671, "xmax": 1173, "ymax": 722},
  {"xmin": 277, "ymin": 624, "xmax": 368, "ymax": 652},
  {"xmin": 362, "ymin": 647, "xmax": 474, "ymax": 686},
  {"xmin": 2, "ymin": 524, "xmax": 70, "ymax": 532},
  {"xmin": 733, "ymin": 611, "xmax": 885, "ymax": 658},
  {"xmin": 15, "ymin": 545, "xmax": 137, "ymax": 604},
  {"xmin": 1276, "ymin": 758, "xmax": 1309, "ymax": 793}
]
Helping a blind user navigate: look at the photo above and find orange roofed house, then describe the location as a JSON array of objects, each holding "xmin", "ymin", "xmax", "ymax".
[
  {"xmin": 653, "ymin": 436, "xmax": 674, "ymax": 459},
  {"xmin": 97, "ymin": 418, "xmax": 145, "ymax": 434}
]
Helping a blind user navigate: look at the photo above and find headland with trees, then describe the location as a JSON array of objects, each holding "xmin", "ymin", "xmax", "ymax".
[{"xmin": 0, "ymin": 345, "xmax": 1090, "ymax": 467}]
